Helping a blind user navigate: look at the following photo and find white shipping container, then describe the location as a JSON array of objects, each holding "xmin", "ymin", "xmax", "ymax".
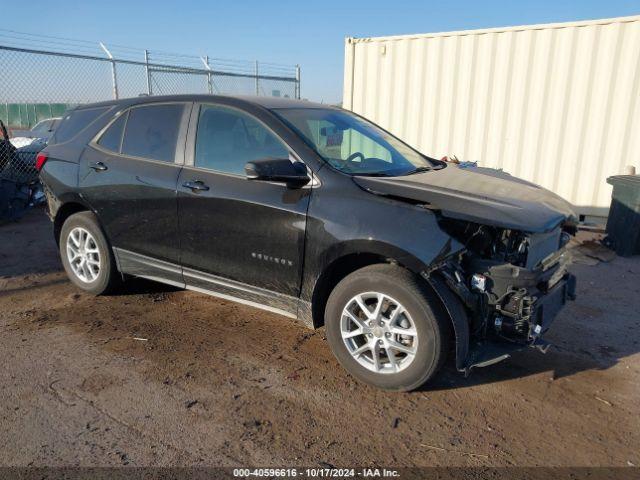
[{"xmin": 343, "ymin": 16, "xmax": 640, "ymax": 217}]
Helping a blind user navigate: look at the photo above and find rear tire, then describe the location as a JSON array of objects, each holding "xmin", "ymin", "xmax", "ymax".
[
  {"xmin": 59, "ymin": 211, "xmax": 121, "ymax": 295},
  {"xmin": 325, "ymin": 264, "xmax": 449, "ymax": 391}
]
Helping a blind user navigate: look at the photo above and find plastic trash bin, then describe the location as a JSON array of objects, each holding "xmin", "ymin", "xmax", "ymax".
[{"xmin": 606, "ymin": 175, "xmax": 640, "ymax": 256}]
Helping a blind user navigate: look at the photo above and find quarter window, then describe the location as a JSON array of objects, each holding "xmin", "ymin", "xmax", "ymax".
[
  {"xmin": 97, "ymin": 112, "xmax": 127, "ymax": 153},
  {"xmin": 53, "ymin": 106, "xmax": 109, "ymax": 144},
  {"xmin": 194, "ymin": 105, "xmax": 289, "ymax": 175},
  {"xmin": 121, "ymin": 104, "xmax": 184, "ymax": 162}
]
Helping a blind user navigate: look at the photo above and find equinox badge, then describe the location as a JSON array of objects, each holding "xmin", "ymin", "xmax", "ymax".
[{"xmin": 252, "ymin": 252, "xmax": 294, "ymax": 267}]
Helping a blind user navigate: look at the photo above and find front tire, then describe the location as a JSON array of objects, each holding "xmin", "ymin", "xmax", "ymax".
[
  {"xmin": 325, "ymin": 264, "xmax": 450, "ymax": 391},
  {"xmin": 59, "ymin": 211, "xmax": 120, "ymax": 295}
]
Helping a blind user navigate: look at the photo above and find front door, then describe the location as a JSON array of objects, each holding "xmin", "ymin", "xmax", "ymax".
[{"xmin": 177, "ymin": 103, "xmax": 311, "ymax": 307}]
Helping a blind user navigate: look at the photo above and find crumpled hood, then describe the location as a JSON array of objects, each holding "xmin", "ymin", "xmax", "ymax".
[{"xmin": 353, "ymin": 164, "xmax": 577, "ymax": 233}]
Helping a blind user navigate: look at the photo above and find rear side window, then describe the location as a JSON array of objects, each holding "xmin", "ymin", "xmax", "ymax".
[
  {"xmin": 121, "ymin": 104, "xmax": 184, "ymax": 162},
  {"xmin": 53, "ymin": 107, "xmax": 109, "ymax": 144},
  {"xmin": 97, "ymin": 112, "xmax": 128, "ymax": 153}
]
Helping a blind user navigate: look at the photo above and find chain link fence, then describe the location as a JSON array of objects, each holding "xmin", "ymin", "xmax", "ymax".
[
  {"xmin": 0, "ymin": 46, "xmax": 300, "ymax": 123},
  {"xmin": 0, "ymin": 31, "xmax": 300, "ymax": 221}
]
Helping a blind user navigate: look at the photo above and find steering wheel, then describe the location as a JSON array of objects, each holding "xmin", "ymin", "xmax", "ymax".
[{"xmin": 345, "ymin": 151, "xmax": 365, "ymax": 163}]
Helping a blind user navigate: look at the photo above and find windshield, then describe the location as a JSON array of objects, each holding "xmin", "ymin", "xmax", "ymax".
[{"xmin": 275, "ymin": 108, "xmax": 435, "ymax": 176}]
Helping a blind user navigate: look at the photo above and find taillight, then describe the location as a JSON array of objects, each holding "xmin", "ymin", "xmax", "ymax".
[{"xmin": 35, "ymin": 152, "xmax": 48, "ymax": 172}]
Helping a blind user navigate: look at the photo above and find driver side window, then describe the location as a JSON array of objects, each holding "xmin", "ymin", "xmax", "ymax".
[{"xmin": 194, "ymin": 105, "xmax": 289, "ymax": 175}]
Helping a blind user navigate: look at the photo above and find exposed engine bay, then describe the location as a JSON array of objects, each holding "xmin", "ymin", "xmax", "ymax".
[{"xmin": 434, "ymin": 217, "xmax": 577, "ymax": 367}]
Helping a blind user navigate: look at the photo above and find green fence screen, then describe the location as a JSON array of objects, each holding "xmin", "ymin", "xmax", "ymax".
[{"xmin": 0, "ymin": 103, "xmax": 74, "ymax": 129}]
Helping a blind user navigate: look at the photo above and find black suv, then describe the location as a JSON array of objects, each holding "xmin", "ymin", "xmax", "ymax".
[{"xmin": 39, "ymin": 95, "xmax": 577, "ymax": 391}]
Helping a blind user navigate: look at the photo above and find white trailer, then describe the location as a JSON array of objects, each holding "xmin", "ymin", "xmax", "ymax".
[{"xmin": 343, "ymin": 15, "xmax": 640, "ymax": 217}]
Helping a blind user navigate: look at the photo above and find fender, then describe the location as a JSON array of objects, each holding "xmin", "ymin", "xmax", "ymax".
[
  {"xmin": 317, "ymin": 239, "xmax": 434, "ymax": 275},
  {"xmin": 300, "ymin": 236, "xmax": 465, "ymax": 328},
  {"xmin": 298, "ymin": 239, "xmax": 434, "ymax": 327},
  {"xmin": 302, "ymin": 237, "xmax": 448, "ymax": 308}
]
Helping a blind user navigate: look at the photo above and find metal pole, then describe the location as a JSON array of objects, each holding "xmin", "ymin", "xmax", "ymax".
[
  {"xmin": 144, "ymin": 49, "xmax": 152, "ymax": 95},
  {"xmin": 255, "ymin": 61, "xmax": 260, "ymax": 96},
  {"xmin": 201, "ymin": 56, "xmax": 213, "ymax": 94},
  {"xmin": 100, "ymin": 42, "xmax": 118, "ymax": 99},
  {"xmin": 295, "ymin": 64, "xmax": 301, "ymax": 99}
]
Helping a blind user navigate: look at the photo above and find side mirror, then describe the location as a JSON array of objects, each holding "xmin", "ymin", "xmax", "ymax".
[{"xmin": 245, "ymin": 158, "xmax": 310, "ymax": 188}]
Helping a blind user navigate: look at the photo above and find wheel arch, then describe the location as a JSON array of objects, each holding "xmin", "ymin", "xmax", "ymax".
[
  {"xmin": 307, "ymin": 240, "xmax": 469, "ymax": 371},
  {"xmin": 308, "ymin": 240, "xmax": 430, "ymax": 329},
  {"xmin": 53, "ymin": 200, "xmax": 93, "ymax": 246}
]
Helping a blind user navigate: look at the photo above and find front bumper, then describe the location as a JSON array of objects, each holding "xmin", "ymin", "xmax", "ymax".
[
  {"xmin": 462, "ymin": 273, "xmax": 576, "ymax": 374},
  {"xmin": 533, "ymin": 273, "xmax": 576, "ymax": 332}
]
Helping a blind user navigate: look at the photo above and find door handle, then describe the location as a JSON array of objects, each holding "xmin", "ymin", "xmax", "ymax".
[
  {"xmin": 89, "ymin": 161, "xmax": 108, "ymax": 172},
  {"xmin": 182, "ymin": 180, "xmax": 210, "ymax": 192}
]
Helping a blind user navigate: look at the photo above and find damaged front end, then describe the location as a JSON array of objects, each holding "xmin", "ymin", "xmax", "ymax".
[
  {"xmin": 352, "ymin": 163, "xmax": 579, "ymax": 375},
  {"xmin": 427, "ymin": 218, "xmax": 577, "ymax": 375}
]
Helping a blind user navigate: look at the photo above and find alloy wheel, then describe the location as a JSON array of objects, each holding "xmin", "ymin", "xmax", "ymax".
[
  {"xmin": 340, "ymin": 292, "xmax": 418, "ymax": 374},
  {"xmin": 66, "ymin": 226, "xmax": 101, "ymax": 283}
]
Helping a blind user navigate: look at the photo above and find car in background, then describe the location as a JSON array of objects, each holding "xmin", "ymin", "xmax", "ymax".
[
  {"xmin": 0, "ymin": 118, "xmax": 53, "ymax": 221},
  {"xmin": 10, "ymin": 117, "xmax": 61, "ymax": 148},
  {"xmin": 1, "ymin": 120, "xmax": 41, "ymax": 221}
]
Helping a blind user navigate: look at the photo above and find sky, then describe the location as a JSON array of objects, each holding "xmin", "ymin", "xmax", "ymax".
[{"xmin": 3, "ymin": 0, "xmax": 639, "ymax": 103}]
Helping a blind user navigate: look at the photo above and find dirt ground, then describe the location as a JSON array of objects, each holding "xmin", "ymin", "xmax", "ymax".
[{"xmin": 0, "ymin": 209, "xmax": 639, "ymax": 468}]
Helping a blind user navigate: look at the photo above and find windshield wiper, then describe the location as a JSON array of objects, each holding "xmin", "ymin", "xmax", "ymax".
[
  {"xmin": 355, "ymin": 172, "xmax": 396, "ymax": 177},
  {"xmin": 404, "ymin": 166, "xmax": 433, "ymax": 175}
]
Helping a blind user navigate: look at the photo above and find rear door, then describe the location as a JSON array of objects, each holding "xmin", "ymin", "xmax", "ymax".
[
  {"xmin": 80, "ymin": 102, "xmax": 191, "ymax": 284},
  {"xmin": 177, "ymin": 103, "xmax": 311, "ymax": 304}
]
